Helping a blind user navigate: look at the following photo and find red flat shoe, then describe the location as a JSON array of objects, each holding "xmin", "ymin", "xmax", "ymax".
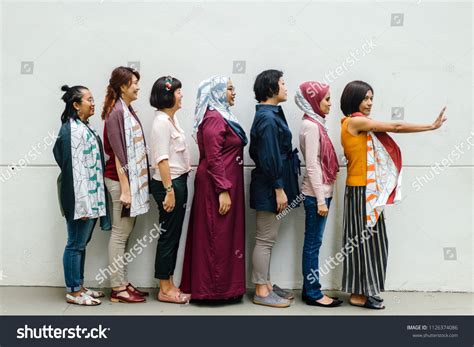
[
  {"xmin": 127, "ymin": 283, "xmax": 149, "ymax": 297},
  {"xmin": 110, "ymin": 288, "xmax": 146, "ymax": 303}
]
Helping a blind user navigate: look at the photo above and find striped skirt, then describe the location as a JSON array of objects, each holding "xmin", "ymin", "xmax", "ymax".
[{"xmin": 342, "ymin": 186, "xmax": 388, "ymax": 296}]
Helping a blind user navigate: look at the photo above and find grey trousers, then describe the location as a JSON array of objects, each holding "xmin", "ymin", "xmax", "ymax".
[
  {"xmin": 105, "ymin": 177, "xmax": 136, "ymax": 288},
  {"xmin": 251, "ymin": 210, "xmax": 282, "ymax": 285}
]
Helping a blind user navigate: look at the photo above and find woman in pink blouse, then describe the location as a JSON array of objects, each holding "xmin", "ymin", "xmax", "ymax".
[
  {"xmin": 149, "ymin": 76, "xmax": 192, "ymax": 304},
  {"xmin": 296, "ymin": 81, "xmax": 342, "ymax": 307}
]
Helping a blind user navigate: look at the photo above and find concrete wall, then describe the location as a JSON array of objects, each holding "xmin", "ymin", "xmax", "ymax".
[{"xmin": 0, "ymin": 0, "xmax": 472, "ymax": 292}]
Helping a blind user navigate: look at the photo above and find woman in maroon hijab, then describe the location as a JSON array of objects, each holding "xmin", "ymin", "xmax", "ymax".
[{"xmin": 296, "ymin": 81, "xmax": 342, "ymax": 307}]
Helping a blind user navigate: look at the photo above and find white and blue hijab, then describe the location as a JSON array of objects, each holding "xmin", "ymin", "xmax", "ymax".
[{"xmin": 193, "ymin": 76, "xmax": 247, "ymax": 145}]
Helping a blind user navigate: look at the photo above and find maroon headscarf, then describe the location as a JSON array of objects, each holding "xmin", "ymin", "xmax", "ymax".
[{"xmin": 300, "ymin": 81, "xmax": 330, "ymax": 118}]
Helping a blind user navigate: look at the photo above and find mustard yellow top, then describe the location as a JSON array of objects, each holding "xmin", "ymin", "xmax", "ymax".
[{"xmin": 341, "ymin": 117, "xmax": 367, "ymax": 186}]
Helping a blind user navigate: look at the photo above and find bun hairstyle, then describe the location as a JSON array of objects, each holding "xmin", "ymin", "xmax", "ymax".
[
  {"xmin": 101, "ymin": 66, "xmax": 140, "ymax": 120},
  {"xmin": 60, "ymin": 84, "xmax": 88, "ymax": 124},
  {"xmin": 149, "ymin": 76, "xmax": 182, "ymax": 110}
]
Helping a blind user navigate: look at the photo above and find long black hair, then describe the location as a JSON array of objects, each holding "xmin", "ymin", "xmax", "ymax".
[{"xmin": 60, "ymin": 85, "xmax": 88, "ymax": 124}]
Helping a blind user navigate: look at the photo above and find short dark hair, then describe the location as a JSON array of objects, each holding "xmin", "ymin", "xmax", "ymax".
[
  {"xmin": 253, "ymin": 69, "xmax": 283, "ymax": 102},
  {"xmin": 340, "ymin": 80, "xmax": 373, "ymax": 116},
  {"xmin": 150, "ymin": 76, "xmax": 182, "ymax": 109}
]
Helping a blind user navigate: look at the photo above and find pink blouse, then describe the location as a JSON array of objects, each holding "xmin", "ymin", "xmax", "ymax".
[
  {"xmin": 299, "ymin": 118, "xmax": 334, "ymax": 205},
  {"xmin": 150, "ymin": 111, "xmax": 191, "ymax": 181}
]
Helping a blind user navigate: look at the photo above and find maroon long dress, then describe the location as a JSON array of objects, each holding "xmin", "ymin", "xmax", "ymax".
[{"xmin": 180, "ymin": 109, "xmax": 246, "ymax": 300}]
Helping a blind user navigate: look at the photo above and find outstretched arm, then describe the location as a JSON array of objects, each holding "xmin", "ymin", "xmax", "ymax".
[{"xmin": 349, "ymin": 107, "xmax": 447, "ymax": 134}]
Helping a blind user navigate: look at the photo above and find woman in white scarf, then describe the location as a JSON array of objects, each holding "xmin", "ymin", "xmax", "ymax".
[{"xmin": 53, "ymin": 85, "xmax": 111, "ymax": 306}]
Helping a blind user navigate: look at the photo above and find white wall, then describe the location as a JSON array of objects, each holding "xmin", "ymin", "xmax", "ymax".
[{"xmin": 0, "ymin": 0, "xmax": 472, "ymax": 292}]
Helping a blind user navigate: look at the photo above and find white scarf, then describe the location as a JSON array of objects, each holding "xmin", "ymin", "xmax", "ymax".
[
  {"xmin": 121, "ymin": 99, "xmax": 150, "ymax": 217},
  {"xmin": 70, "ymin": 118, "xmax": 106, "ymax": 219},
  {"xmin": 365, "ymin": 132, "xmax": 402, "ymax": 227}
]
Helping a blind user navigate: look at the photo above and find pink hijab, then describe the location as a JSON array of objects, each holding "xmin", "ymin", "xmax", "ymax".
[{"xmin": 296, "ymin": 81, "xmax": 339, "ymax": 184}]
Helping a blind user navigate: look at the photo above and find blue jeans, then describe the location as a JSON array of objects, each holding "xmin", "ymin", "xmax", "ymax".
[
  {"xmin": 63, "ymin": 218, "xmax": 97, "ymax": 293},
  {"xmin": 302, "ymin": 195, "xmax": 332, "ymax": 300}
]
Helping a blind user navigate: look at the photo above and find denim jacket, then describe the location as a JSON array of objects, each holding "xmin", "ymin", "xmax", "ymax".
[{"xmin": 249, "ymin": 104, "xmax": 301, "ymax": 213}]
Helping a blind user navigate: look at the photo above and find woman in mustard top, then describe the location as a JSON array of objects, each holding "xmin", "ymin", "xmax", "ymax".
[{"xmin": 340, "ymin": 80, "xmax": 446, "ymax": 309}]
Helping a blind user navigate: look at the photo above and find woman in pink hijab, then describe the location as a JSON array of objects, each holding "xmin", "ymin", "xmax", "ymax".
[{"xmin": 295, "ymin": 81, "xmax": 342, "ymax": 307}]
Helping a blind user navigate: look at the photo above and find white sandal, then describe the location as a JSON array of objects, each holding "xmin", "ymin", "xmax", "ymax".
[
  {"xmin": 66, "ymin": 292, "xmax": 101, "ymax": 306},
  {"xmin": 83, "ymin": 288, "xmax": 105, "ymax": 298}
]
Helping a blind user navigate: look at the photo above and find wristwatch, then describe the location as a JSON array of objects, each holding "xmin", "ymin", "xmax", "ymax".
[{"xmin": 165, "ymin": 184, "xmax": 174, "ymax": 193}]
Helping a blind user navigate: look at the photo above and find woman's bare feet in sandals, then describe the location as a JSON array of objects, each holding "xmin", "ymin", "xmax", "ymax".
[
  {"xmin": 66, "ymin": 291, "xmax": 101, "ymax": 306},
  {"xmin": 349, "ymin": 294, "xmax": 365, "ymax": 305},
  {"xmin": 350, "ymin": 293, "xmax": 385, "ymax": 309},
  {"xmin": 81, "ymin": 286, "xmax": 105, "ymax": 298}
]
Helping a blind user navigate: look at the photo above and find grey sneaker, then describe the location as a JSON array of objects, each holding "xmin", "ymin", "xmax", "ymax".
[
  {"xmin": 253, "ymin": 291, "xmax": 291, "ymax": 308},
  {"xmin": 272, "ymin": 284, "xmax": 294, "ymax": 300}
]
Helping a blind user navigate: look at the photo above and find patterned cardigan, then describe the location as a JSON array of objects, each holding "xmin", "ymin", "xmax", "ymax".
[{"xmin": 53, "ymin": 119, "xmax": 112, "ymax": 230}]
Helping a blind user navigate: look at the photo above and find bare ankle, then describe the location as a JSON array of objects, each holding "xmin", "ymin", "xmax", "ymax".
[
  {"xmin": 160, "ymin": 280, "xmax": 174, "ymax": 292},
  {"xmin": 256, "ymin": 284, "xmax": 269, "ymax": 297}
]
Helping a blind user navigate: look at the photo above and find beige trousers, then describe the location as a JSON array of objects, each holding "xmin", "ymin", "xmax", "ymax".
[
  {"xmin": 251, "ymin": 210, "xmax": 282, "ymax": 285},
  {"xmin": 105, "ymin": 177, "xmax": 136, "ymax": 288}
]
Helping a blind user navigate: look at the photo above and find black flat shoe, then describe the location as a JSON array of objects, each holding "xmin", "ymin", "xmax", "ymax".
[
  {"xmin": 302, "ymin": 292, "xmax": 339, "ymax": 301},
  {"xmin": 306, "ymin": 298, "xmax": 343, "ymax": 308},
  {"xmin": 350, "ymin": 296, "xmax": 385, "ymax": 310}
]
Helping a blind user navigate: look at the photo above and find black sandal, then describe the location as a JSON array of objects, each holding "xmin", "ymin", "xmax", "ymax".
[
  {"xmin": 350, "ymin": 296, "xmax": 385, "ymax": 310},
  {"xmin": 371, "ymin": 295, "xmax": 383, "ymax": 302}
]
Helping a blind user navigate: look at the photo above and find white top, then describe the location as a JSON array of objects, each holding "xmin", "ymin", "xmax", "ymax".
[
  {"xmin": 150, "ymin": 110, "xmax": 191, "ymax": 181},
  {"xmin": 299, "ymin": 118, "xmax": 334, "ymax": 205}
]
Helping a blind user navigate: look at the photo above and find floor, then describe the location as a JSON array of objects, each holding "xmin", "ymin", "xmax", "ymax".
[{"xmin": 0, "ymin": 287, "xmax": 472, "ymax": 315}]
